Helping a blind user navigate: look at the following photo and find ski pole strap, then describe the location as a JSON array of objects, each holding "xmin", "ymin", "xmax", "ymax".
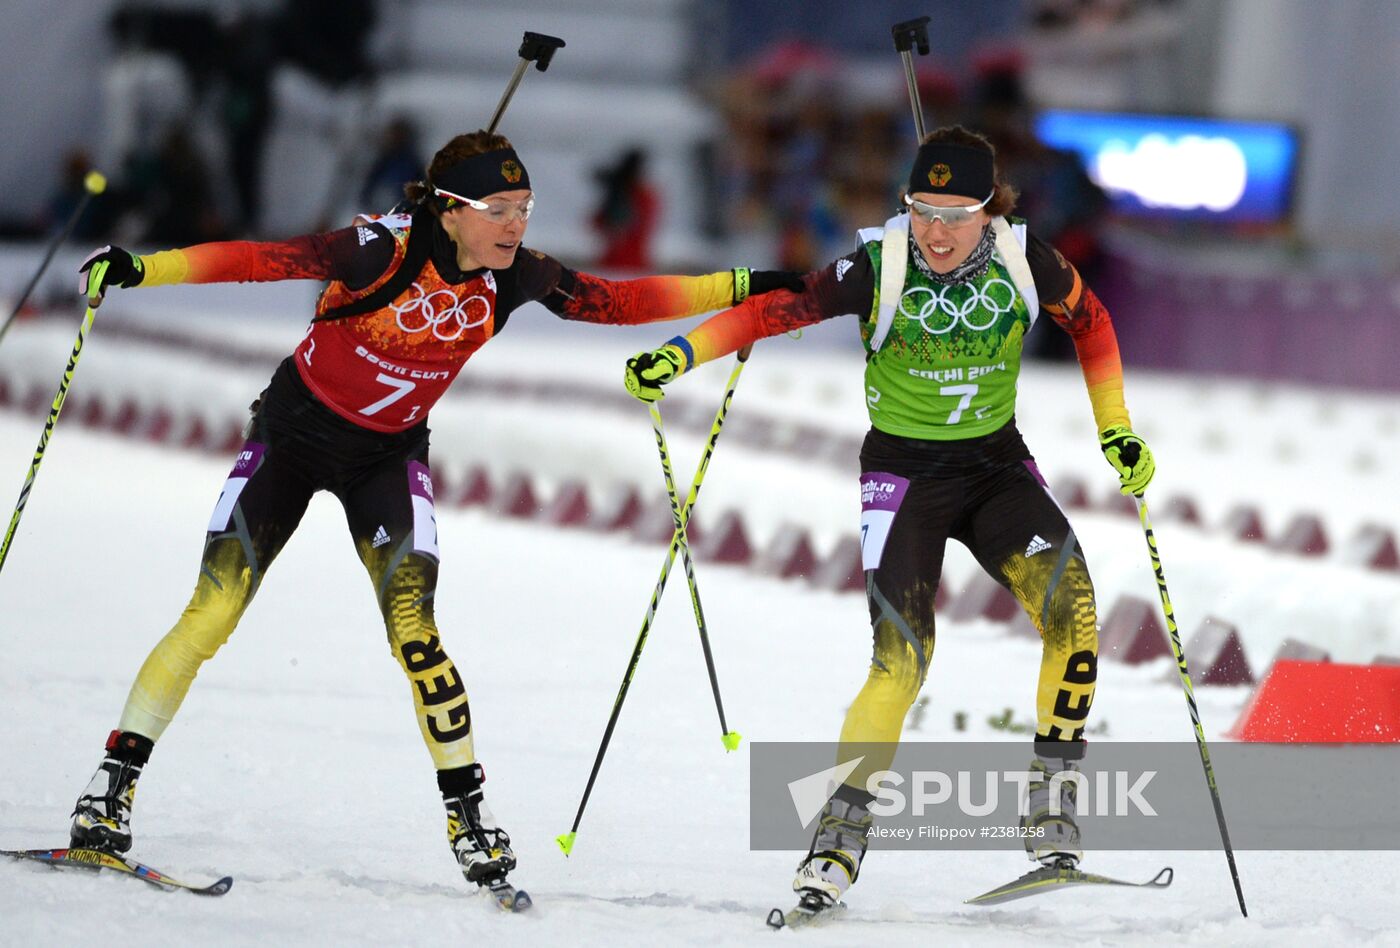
[{"xmin": 664, "ymin": 336, "xmax": 694, "ymax": 374}]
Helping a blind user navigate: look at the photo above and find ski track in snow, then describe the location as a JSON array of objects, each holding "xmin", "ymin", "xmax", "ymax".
[{"xmin": 2, "ymin": 319, "xmax": 1400, "ymax": 945}]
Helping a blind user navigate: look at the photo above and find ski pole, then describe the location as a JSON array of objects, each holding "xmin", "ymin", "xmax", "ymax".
[
  {"xmin": 487, "ymin": 31, "xmax": 566, "ymax": 134},
  {"xmin": 558, "ymin": 345, "xmax": 752, "ymax": 856},
  {"xmin": 0, "ymin": 170, "xmax": 106, "ymax": 346},
  {"xmin": 0, "ymin": 268, "xmax": 108, "ymax": 579},
  {"xmin": 891, "ymin": 17, "xmax": 931, "ymax": 143},
  {"xmin": 1134, "ymin": 493, "xmax": 1247, "ymax": 917},
  {"xmin": 649, "ymin": 396, "xmax": 739, "ymax": 751}
]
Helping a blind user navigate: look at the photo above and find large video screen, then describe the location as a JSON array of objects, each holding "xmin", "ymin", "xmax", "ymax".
[{"xmin": 1034, "ymin": 110, "xmax": 1300, "ymax": 224}]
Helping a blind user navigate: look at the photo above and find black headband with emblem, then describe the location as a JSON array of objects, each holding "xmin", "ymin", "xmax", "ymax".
[
  {"xmin": 431, "ymin": 148, "xmax": 531, "ymax": 207},
  {"xmin": 906, "ymin": 142, "xmax": 994, "ymax": 199}
]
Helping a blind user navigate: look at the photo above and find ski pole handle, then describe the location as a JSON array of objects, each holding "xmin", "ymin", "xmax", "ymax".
[
  {"xmin": 891, "ymin": 16, "xmax": 931, "ymax": 55},
  {"xmin": 487, "ymin": 31, "xmax": 566, "ymax": 134},
  {"xmin": 518, "ymin": 31, "xmax": 566, "ymax": 70}
]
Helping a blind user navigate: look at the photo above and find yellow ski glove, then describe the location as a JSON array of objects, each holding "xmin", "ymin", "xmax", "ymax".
[
  {"xmin": 1099, "ymin": 426, "xmax": 1156, "ymax": 496},
  {"xmin": 624, "ymin": 345, "xmax": 687, "ymax": 403}
]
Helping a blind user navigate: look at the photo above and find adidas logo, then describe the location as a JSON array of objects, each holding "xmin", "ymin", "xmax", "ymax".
[
  {"xmin": 372, "ymin": 525, "xmax": 391, "ymax": 548},
  {"xmin": 357, "ymin": 226, "xmax": 379, "ymax": 246},
  {"xmin": 1025, "ymin": 534, "xmax": 1051, "ymax": 557},
  {"xmin": 835, "ymin": 259, "xmax": 853, "ymax": 282}
]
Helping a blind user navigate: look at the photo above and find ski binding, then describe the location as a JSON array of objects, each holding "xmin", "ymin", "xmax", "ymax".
[
  {"xmin": 483, "ymin": 875, "xmax": 532, "ymax": 912},
  {"xmin": 767, "ymin": 889, "xmax": 847, "ymax": 929}
]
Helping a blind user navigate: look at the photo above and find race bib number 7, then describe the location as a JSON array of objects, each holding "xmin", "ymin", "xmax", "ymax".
[
  {"xmin": 859, "ymin": 472, "xmax": 910, "ymax": 570},
  {"xmin": 407, "ymin": 460, "xmax": 439, "ymax": 559},
  {"xmin": 208, "ymin": 443, "xmax": 266, "ymax": 532},
  {"xmin": 361, "ymin": 372, "xmax": 416, "ymax": 416}
]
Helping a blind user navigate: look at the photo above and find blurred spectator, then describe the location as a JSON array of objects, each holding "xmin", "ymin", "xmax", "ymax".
[
  {"xmin": 711, "ymin": 40, "xmax": 849, "ymax": 269},
  {"xmin": 217, "ymin": 12, "xmax": 278, "ymax": 233},
  {"xmin": 771, "ymin": 86, "xmax": 841, "ymax": 270},
  {"xmin": 709, "ymin": 33, "xmax": 1109, "ymax": 363},
  {"xmin": 1031, "ymin": 0, "xmax": 1183, "ymax": 30},
  {"xmin": 971, "ymin": 50, "xmax": 1107, "ymax": 268},
  {"xmin": 101, "ymin": 0, "xmax": 380, "ymax": 239},
  {"xmin": 108, "ymin": 4, "xmax": 223, "ymax": 91},
  {"xmin": 711, "ymin": 40, "xmax": 975, "ymax": 270},
  {"xmin": 711, "ymin": 71, "xmax": 778, "ymax": 234},
  {"xmin": 102, "ymin": 7, "xmax": 199, "ymax": 204},
  {"xmin": 41, "ymin": 150, "xmax": 113, "ymax": 241},
  {"xmin": 915, "ymin": 65, "xmax": 964, "ymax": 132},
  {"xmin": 360, "ymin": 117, "xmax": 425, "ymax": 215},
  {"xmin": 123, "ymin": 124, "xmax": 228, "ymax": 245},
  {"xmin": 828, "ymin": 104, "xmax": 904, "ymax": 240},
  {"xmin": 969, "ymin": 50, "xmax": 1108, "ymax": 360},
  {"xmin": 278, "ymin": 0, "xmax": 379, "ymax": 89},
  {"xmin": 590, "ymin": 148, "xmax": 660, "ymax": 271}
]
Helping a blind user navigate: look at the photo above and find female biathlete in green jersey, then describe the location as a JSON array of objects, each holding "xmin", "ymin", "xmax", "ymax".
[{"xmin": 624, "ymin": 125, "xmax": 1156, "ymax": 910}]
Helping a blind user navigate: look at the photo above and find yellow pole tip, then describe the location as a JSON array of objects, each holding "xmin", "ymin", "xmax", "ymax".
[
  {"xmin": 555, "ymin": 832, "xmax": 576, "ymax": 856},
  {"xmin": 83, "ymin": 171, "xmax": 107, "ymax": 195},
  {"xmin": 722, "ymin": 731, "xmax": 742, "ymax": 752}
]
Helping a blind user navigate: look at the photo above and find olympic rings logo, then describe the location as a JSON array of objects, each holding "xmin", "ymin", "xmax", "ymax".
[
  {"xmin": 390, "ymin": 282, "xmax": 492, "ymax": 340},
  {"xmin": 898, "ymin": 279, "xmax": 1018, "ymax": 335}
]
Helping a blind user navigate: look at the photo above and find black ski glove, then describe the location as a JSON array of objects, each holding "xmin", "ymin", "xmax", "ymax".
[{"xmin": 78, "ymin": 245, "xmax": 144, "ymax": 303}]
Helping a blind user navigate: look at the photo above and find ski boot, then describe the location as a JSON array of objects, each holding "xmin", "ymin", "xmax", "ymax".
[
  {"xmin": 439, "ymin": 763, "xmax": 516, "ymax": 885},
  {"xmin": 1022, "ymin": 739, "xmax": 1085, "ymax": 869},
  {"xmin": 70, "ymin": 730, "xmax": 154, "ymax": 853},
  {"xmin": 792, "ymin": 781, "xmax": 875, "ymax": 910}
]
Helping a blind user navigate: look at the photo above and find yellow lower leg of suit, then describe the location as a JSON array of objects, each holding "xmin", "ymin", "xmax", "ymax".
[
  {"xmin": 117, "ymin": 532, "xmax": 476, "ymax": 770},
  {"xmin": 839, "ymin": 553, "xmax": 1098, "ymax": 790}
]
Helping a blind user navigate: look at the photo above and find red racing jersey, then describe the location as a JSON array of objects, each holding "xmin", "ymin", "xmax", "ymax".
[
  {"xmin": 133, "ymin": 210, "xmax": 739, "ymax": 432},
  {"xmin": 296, "ymin": 212, "xmax": 501, "ymax": 431}
]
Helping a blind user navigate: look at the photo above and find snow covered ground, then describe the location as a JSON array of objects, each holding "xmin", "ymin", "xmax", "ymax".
[{"xmin": 2, "ymin": 309, "xmax": 1399, "ymax": 945}]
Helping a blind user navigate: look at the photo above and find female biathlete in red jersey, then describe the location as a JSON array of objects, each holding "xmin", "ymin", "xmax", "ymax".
[
  {"xmin": 625, "ymin": 126, "xmax": 1157, "ymax": 913},
  {"xmin": 69, "ymin": 130, "xmax": 799, "ymax": 893}
]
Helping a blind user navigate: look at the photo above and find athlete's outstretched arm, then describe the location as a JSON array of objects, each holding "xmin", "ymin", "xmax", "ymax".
[
  {"xmin": 141, "ymin": 226, "xmax": 394, "ymax": 287},
  {"xmin": 655, "ymin": 251, "xmax": 874, "ymax": 372},
  {"xmin": 78, "ymin": 225, "xmax": 394, "ymax": 297},
  {"xmin": 535, "ymin": 260, "xmax": 804, "ymax": 327},
  {"xmin": 619, "ymin": 252, "xmax": 872, "ymax": 402}
]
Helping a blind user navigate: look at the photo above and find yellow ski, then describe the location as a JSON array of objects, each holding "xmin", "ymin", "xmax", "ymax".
[
  {"xmin": 3, "ymin": 846, "xmax": 232, "ymax": 896},
  {"xmin": 967, "ymin": 865, "xmax": 1171, "ymax": 906}
]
